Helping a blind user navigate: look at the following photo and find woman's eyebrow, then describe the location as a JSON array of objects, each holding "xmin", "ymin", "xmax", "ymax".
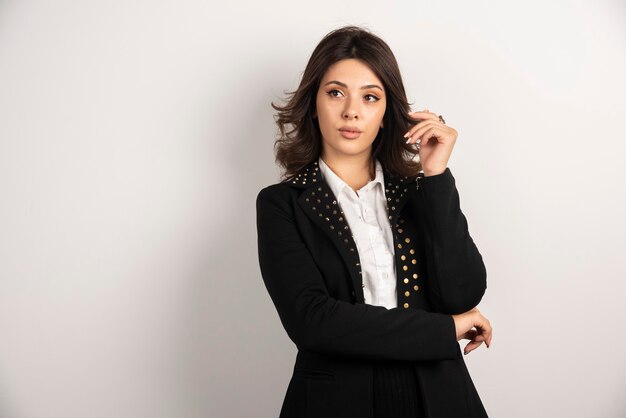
[{"xmin": 324, "ymin": 80, "xmax": 383, "ymax": 92}]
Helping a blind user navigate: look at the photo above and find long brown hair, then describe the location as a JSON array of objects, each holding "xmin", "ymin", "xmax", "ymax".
[{"xmin": 271, "ymin": 25, "xmax": 422, "ymax": 181}]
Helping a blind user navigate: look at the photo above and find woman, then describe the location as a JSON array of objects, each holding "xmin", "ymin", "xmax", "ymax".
[{"xmin": 256, "ymin": 25, "xmax": 493, "ymax": 418}]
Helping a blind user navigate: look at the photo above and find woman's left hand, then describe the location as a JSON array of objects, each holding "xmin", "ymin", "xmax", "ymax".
[{"xmin": 404, "ymin": 108, "xmax": 458, "ymax": 176}]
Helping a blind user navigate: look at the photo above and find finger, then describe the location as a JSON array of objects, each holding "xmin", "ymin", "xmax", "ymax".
[
  {"xmin": 405, "ymin": 120, "xmax": 445, "ymax": 142},
  {"xmin": 413, "ymin": 127, "xmax": 442, "ymax": 147},
  {"xmin": 406, "ymin": 115, "xmax": 438, "ymax": 136},
  {"xmin": 480, "ymin": 330, "xmax": 491, "ymax": 349},
  {"xmin": 483, "ymin": 321, "xmax": 493, "ymax": 348},
  {"xmin": 462, "ymin": 328, "xmax": 486, "ymax": 349},
  {"xmin": 461, "ymin": 329, "xmax": 478, "ymax": 341},
  {"xmin": 405, "ymin": 122, "xmax": 442, "ymax": 144},
  {"xmin": 403, "ymin": 119, "xmax": 429, "ymax": 140},
  {"xmin": 471, "ymin": 333, "xmax": 486, "ymax": 342},
  {"xmin": 408, "ymin": 110, "xmax": 439, "ymax": 121},
  {"xmin": 475, "ymin": 320, "xmax": 493, "ymax": 348},
  {"xmin": 465, "ymin": 341, "xmax": 482, "ymax": 352},
  {"xmin": 464, "ymin": 340, "xmax": 484, "ymax": 355}
]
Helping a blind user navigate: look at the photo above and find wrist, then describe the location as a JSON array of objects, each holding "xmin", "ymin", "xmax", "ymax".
[
  {"xmin": 422, "ymin": 167, "xmax": 447, "ymax": 177},
  {"xmin": 451, "ymin": 314, "xmax": 461, "ymax": 340}
]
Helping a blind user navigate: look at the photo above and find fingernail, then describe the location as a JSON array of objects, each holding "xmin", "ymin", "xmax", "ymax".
[
  {"xmin": 403, "ymin": 132, "xmax": 410, "ymax": 138},
  {"xmin": 405, "ymin": 137, "xmax": 411, "ymax": 144}
]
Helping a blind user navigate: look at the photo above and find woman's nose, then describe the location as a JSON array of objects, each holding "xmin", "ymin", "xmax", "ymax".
[
  {"xmin": 342, "ymin": 97, "xmax": 359, "ymax": 119},
  {"xmin": 343, "ymin": 110, "xmax": 358, "ymax": 119}
]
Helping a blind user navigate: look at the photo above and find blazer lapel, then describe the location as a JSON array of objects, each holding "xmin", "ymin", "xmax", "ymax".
[{"xmin": 289, "ymin": 159, "xmax": 420, "ymax": 304}]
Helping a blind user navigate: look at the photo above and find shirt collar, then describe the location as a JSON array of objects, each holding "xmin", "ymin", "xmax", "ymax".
[{"xmin": 317, "ymin": 156, "xmax": 385, "ymax": 200}]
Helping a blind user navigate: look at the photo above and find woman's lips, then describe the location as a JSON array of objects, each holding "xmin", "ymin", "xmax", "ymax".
[{"xmin": 339, "ymin": 129, "xmax": 361, "ymax": 139}]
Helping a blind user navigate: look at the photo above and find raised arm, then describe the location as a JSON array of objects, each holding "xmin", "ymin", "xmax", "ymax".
[
  {"xmin": 410, "ymin": 168, "xmax": 487, "ymax": 315},
  {"xmin": 256, "ymin": 185, "xmax": 459, "ymax": 362}
]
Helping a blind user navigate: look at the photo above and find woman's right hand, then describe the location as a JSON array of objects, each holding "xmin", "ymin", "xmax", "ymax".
[{"xmin": 452, "ymin": 307, "xmax": 493, "ymax": 355}]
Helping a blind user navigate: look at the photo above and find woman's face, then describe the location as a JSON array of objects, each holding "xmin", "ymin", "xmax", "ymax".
[{"xmin": 315, "ymin": 58, "xmax": 386, "ymax": 161}]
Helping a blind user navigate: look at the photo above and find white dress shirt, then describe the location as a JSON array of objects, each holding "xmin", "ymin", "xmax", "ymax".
[{"xmin": 318, "ymin": 156, "xmax": 398, "ymax": 309}]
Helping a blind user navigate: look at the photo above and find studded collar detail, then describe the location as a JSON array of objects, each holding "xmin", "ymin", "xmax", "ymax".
[{"xmin": 287, "ymin": 159, "xmax": 423, "ymax": 304}]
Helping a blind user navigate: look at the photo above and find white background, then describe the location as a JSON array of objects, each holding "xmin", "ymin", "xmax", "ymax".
[{"xmin": 1, "ymin": 1, "xmax": 625, "ymax": 417}]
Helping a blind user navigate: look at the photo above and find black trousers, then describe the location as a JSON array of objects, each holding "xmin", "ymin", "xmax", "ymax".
[{"xmin": 373, "ymin": 360, "xmax": 425, "ymax": 418}]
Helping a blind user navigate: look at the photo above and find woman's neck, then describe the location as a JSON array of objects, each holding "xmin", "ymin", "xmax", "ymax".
[{"xmin": 320, "ymin": 153, "xmax": 376, "ymax": 192}]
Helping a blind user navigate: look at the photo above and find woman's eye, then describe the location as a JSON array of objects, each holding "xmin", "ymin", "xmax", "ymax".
[{"xmin": 326, "ymin": 90, "xmax": 379, "ymax": 102}]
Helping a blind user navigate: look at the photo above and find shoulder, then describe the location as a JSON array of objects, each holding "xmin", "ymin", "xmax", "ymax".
[
  {"xmin": 257, "ymin": 181, "xmax": 295, "ymax": 200},
  {"xmin": 256, "ymin": 181, "xmax": 303, "ymax": 213}
]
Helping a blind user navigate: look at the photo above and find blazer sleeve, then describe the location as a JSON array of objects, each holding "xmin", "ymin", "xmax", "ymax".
[
  {"xmin": 256, "ymin": 185, "xmax": 460, "ymax": 362},
  {"xmin": 410, "ymin": 167, "xmax": 487, "ymax": 315}
]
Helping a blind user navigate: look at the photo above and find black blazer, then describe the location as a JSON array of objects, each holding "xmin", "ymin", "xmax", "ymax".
[{"xmin": 256, "ymin": 159, "xmax": 489, "ymax": 418}]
